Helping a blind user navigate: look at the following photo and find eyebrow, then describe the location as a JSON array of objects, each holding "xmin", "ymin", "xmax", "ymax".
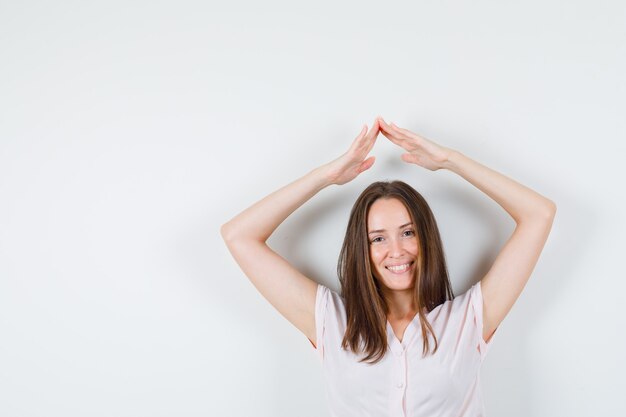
[{"xmin": 367, "ymin": 222, "xmax": 413, "ymax": 235}]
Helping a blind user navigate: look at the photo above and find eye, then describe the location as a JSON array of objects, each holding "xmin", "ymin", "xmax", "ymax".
[
  {"xmin": 370, "ymin": 236, "xmax": 383, "ymax": 243},
  {"xmin": 403, "ymin": 229, "xmax": 415, "ymax": 237}
]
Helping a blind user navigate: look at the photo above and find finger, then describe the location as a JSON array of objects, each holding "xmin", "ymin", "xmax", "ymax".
[
  {"xmin": 401, "ymin": 153, "xmax": 416, "ymax": 164},
  {"xmin": 350, "ymin": 124, "xmax": 369, "ymax": 150},
  {"xmin": 356, "ymin": 120, "xmax": 379, "ymax": 152},
  {"xmin": 390, "ymin": 122, "xmax": 408, "ymax": 132},
  {"xmin": 379, "ymin": 119, "xmax": 399, "ymax": 137},
  {"xmin": 380, "ymin": 128, "xmax": 405, "ymax": 147},
  {"xmin": 366, "ymin": 118, "xmax": 381, "ymax": 143},
  {"xmin": 362, "ymin": 130, "xmax": 378, "ymax": 155},
  {"xmin": 372, "ymin": 118, "xmax": 381, "ymax": 132},
  {"xmin": 380, "ymin": 120, "xmax": 409, "ymax": 141},
  {"xmin": 369, "ymin": 118, "xmax": 381, "ymax": 134},
  {"xmin": 360, "ymin": 120, "xmax": 376, "ymax": 144},
  {"xmin": 379, "ymin": 118, "xmax": 393, "ymax": 131},
  {"xmin": 390, "ymin": 123, "xmax": 419, "ymax": 140},
  {"xmin": 357, "ymin": 124, "xmax": 367, "ymax": 139},
  {"xmin": 389, "ymin": 122, "xmax": 413, "ymax": 138}
]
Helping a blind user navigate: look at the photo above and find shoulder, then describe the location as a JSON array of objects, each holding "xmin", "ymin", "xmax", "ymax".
[{"xmin": 426, "ymin": 283, "xmax": 479, "ymax": 325}]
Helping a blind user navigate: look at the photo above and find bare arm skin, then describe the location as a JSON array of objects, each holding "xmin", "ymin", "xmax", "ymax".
[
  {"xmin": 378, "ymin": 118, "xmax": 556, "ymax": 344},
  {"xmin": 220, "ymin": 120, "xmax": 381, "ymax": 346}
]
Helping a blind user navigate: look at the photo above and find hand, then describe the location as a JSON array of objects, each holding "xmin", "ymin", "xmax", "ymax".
[
  {"xmin": 324, "ymin": 119, "xmax": 380, "ymax": 185},
  {"xmin": 378, "ymin": 118, "xmax": 454, "ymax": 171}
]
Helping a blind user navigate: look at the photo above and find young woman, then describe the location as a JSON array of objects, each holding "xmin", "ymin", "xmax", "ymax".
[{"xmin": 220, "ymin": 117, "xmax": 556, "ymax": 416}]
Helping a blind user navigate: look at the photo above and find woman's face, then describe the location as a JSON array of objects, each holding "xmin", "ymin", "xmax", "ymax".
[{"xmin": 367, "ymin": 198, "xmax": 419, "ymax": 291}]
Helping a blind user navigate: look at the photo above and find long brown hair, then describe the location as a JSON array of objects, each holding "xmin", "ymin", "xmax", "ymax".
[{"xmin": 337, "ymin": 180, "xmax": 454, "ymax": 364}]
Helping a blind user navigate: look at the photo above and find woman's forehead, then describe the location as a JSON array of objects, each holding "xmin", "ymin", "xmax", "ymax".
[{"xmin": 367, "ymin": 198, "xmax": 411, "ymax": 229}]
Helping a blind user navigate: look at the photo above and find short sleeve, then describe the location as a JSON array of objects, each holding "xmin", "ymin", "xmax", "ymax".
[
  {"xmin": 470, "ymin": 281, "xmax": 498, "ymax": 361},
  {"xmin": 312, "ymin": 283, "xmax": 330, "ymax": 361}
]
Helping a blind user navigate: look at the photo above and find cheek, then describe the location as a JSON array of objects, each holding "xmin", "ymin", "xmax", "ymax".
[
  {"xmin": 369, "ymin": 247, "xmax": 384, "ymax": 264},
  {"xmin": 368, "ymin": 253, "xmax": 384, "ymax": 280}
]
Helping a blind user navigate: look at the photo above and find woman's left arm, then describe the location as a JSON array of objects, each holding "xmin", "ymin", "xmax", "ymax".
[
  {"xmin": 378, "ymin": 118, "xmax": 556, "ymax": 343},
  {"xmin": 443, "ymin": 151, "xmax": 556, "ymax": 343}
]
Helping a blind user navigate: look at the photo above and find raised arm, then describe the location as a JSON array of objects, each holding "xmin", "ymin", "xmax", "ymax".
[
  {"xmin": 220, "ymin": 119, "xmax": 381, "ymax": 346},
  {"xmin": 378, "ymin": 118, "xmax": 556, "ymax": 344}
]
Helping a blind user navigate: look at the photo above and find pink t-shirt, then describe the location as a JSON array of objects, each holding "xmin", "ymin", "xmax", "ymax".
[{"xmin": 310, "ymin": 281, "xmax": 497, "ymax": 417}]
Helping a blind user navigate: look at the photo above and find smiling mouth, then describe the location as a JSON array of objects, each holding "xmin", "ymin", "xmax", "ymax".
[{"xmin": 385, "ymin": 261, "xmax": 414, "ymax": 273}]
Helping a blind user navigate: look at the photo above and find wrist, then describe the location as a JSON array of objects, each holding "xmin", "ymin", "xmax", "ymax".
[
  {"xmin": 310, "ymin": 164, "xmax": 336, "ymax": 189},
  {"xmin": 441, "ymin": 149, "xmax": 463, "ymax": 172}
]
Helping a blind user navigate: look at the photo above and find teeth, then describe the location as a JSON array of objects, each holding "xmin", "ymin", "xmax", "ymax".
[{"xmin": 386, "ymin": 263, "xmax": 411, "ymax": 272}]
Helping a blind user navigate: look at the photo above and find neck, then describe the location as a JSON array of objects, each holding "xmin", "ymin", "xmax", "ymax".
[{"xmin": 383, "ymin": 287, "xmax": 417, "ymax": 320}]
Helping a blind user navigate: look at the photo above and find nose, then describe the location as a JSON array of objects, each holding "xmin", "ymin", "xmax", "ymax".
[{"xmin": 389, "ymin": 237, "xmax": 405, "ymax": 257}]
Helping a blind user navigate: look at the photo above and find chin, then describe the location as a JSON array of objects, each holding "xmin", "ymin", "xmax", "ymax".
[{"xmin": 382, "ymin": 278, "xmax": 415, "ymax": 291}]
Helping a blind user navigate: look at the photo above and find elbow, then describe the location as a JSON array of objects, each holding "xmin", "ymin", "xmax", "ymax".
[
  {"xmin": 536, "ymin": 200, "xmax": 557, "ymax": 225},
  {"xmin": 220, "ymin": 222, "xmax": 263, "ymax": 246},
  {"xmin": 545, "ymin": 199, "xmax": 557, "ymax": 218},
  {"xmin": 519, "ymin": 199, "xmax": 556, "ymax": 225},
  {"xmin": 220, "ymin": 222, "xmax": 235, "ymax": 243},
  {"xmin": 221, "ymin": 216, "xmax": 269, "ymax": 245}
]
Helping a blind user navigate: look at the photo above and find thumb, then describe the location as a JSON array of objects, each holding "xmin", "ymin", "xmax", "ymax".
[
  {"xmin": 401, "ymin": 153, "xmax": 416, "ymax": 164},
  {"xmin": 357, "ymin": 156, "xmax": 376, "ymax": 173}
]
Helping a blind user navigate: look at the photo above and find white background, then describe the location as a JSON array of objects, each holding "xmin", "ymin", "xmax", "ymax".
[{"xmin": 1, "ymin": 1, "xmax": 625, "ymax": 416}]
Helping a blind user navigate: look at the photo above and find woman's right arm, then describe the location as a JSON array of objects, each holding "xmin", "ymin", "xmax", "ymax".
[{"xmin": 220, "ymin": 119, "xmax": 381, "ymax": 346}]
